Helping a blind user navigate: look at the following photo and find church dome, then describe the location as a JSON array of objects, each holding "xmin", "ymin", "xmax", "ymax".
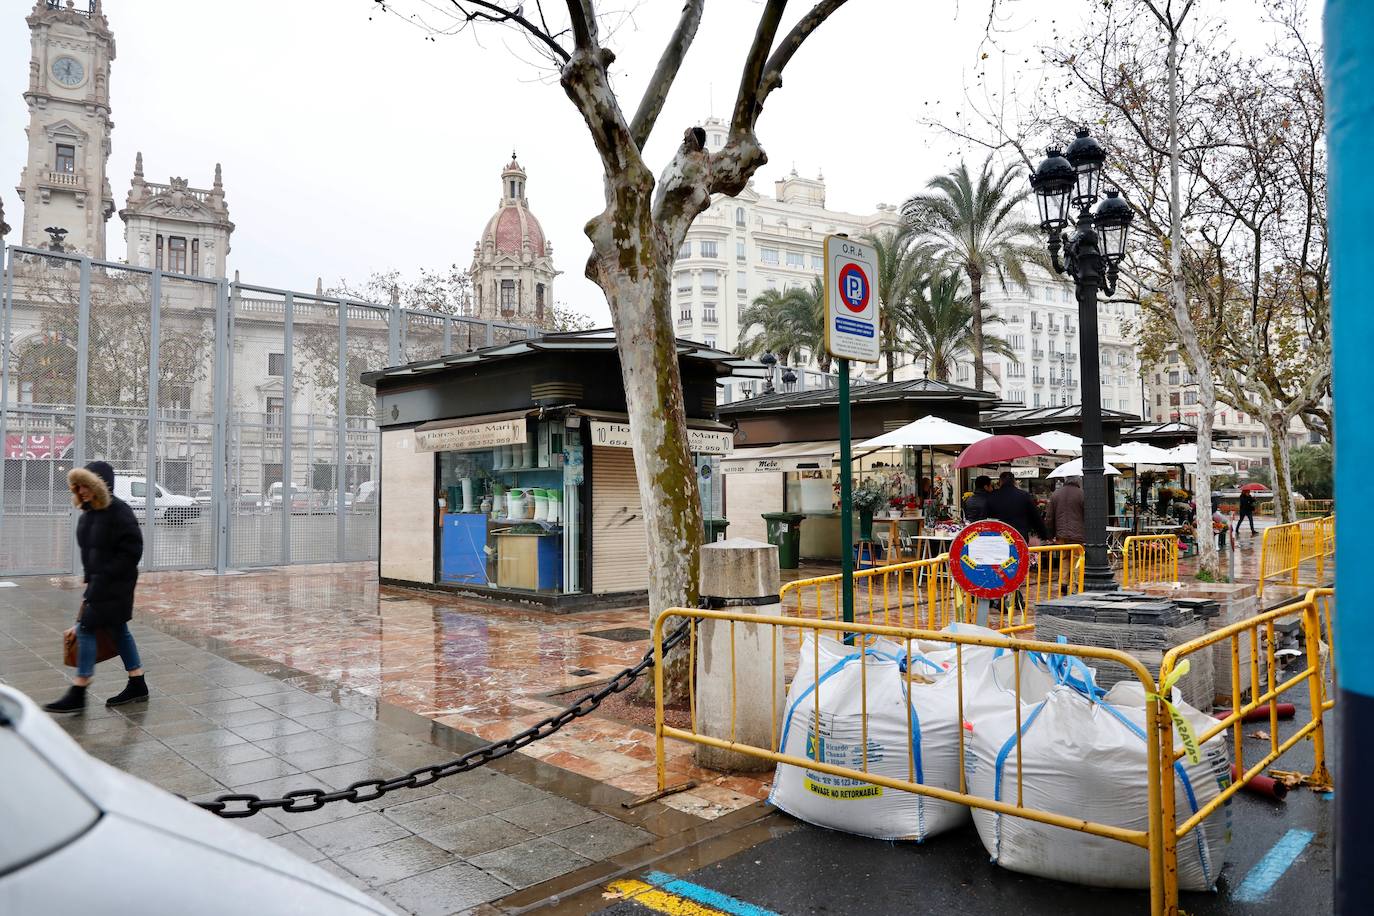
[{"xmin": 481, "ymin": 154, "xmax": 547, "ymax": 258}]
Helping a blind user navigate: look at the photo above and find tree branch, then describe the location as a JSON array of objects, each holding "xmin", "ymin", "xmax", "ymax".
[
  {"xmin": 629, "ymin": 0, "xmax": 705, "ymax": 149},
  {"xmin": 730, "ymin": 0, "xmax": 788, "ymax": 135},
  {"xmin": 564, "ymin": 0, "xmax": 598, "ymax": 50},
  {"xmin": 445, "ymin": 0, "xmax": 571, "ymax": 62},
  {"xmin": 757, "ymin": 0, "xmax": 849, "ymax": 104}
]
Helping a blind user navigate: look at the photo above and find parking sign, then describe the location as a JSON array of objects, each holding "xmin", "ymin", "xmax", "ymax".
[{"xmin": 824, "ymin": 235, "xmax": 880, "ymax": 362}]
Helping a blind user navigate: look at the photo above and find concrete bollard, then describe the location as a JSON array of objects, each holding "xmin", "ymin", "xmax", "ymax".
[{"xmin": 694, "ymin": 538, "xmax": 786, "ymax": 772}]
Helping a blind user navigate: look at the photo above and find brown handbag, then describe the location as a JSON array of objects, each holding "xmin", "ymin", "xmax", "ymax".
[{"xmin": 62, "ymin": 605, "xmax": 119, "ymax": 668}]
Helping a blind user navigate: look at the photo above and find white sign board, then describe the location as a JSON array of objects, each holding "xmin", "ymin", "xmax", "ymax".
[
  {"xmin": 589, "ymin": 421, "xmax": 734, "ymax": 456},
  {"xmin": 824, "ymin": 235, "xmax": 881, "ymax": 363},
  {"xmin": 415, "ymin": 417, "xmax": 527, "ymax": 453}
]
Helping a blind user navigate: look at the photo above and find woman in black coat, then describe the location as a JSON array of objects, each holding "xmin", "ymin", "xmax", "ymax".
[{"xmin": 45, "ymin": 460, "xmax": 150, "ymax": 714}]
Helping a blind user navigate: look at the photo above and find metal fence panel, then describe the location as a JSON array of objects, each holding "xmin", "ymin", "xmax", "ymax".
[{"xmin": 0, "ymin": 243, "xmax": 536, "ymax": 577}]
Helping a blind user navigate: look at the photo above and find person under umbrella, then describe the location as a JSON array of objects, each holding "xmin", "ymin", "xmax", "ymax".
[
  {"xmin": 986, "ymin": 471, "xmax": 1049, "ymax": 544},
  {"xmin": 1238, "ymin": 488, "xmax": 1258, "ymax": 536}
]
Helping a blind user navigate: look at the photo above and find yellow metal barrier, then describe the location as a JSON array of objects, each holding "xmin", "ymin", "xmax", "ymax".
[
  {"xmin": 1156, "ymin": 592, "xmax": 1335, "ymax": 914},
  {"xmin": 1257, "ymin": 498, "xmax": 1333, "ymax": 518},
  {"xmin": 1310, "ymin": 587, "xmax": 1335, "ymax": 712},
  {"xmin": 779, "ymin": 544, "xmax": 1084, "ymax": 638},
  {"xmin": 656, "ymin": 588, "xmax": 1338, "ymax": 915},
  {"xmin": 1121, "ymin": 535, "xmax": 1180, "ymax": 588},
  {"xmin": 651, "ymin": 609, "xmax": 1170, "ymax": 914},
  {"xmin": 1258, "ymin": 516, "xmax": 1334, "ymax": 601}
]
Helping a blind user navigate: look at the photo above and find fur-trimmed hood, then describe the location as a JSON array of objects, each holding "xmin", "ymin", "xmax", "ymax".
[{"xmin": 68, "ymin": 466, "xmax": 112, "ymax": 510}]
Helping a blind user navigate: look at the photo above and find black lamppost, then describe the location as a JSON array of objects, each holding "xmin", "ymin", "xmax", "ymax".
[
  {"xmin": 1031, "ymin": 127, "xmax": 1134, "ymax": 591},
  {"xmin": 781, "ymin": 367, "xmax": 797, "ymax": 392},
  {"xmin": 760, "ymin": 351, "xmax": 778, "ymax": 394}
]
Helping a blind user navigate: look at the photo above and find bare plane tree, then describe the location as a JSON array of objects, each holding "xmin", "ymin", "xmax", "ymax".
[{"xmin": 376, "ymin": 0, "xmax": 853, "ymax": 689}]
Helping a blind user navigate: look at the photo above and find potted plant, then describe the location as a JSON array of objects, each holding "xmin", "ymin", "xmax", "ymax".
[{"xmin": 852, "ymin": 479, "xmax": 886, "ymax": 540}]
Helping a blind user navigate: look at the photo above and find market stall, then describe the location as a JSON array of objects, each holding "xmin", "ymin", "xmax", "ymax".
[{"xmin": 364, "ymin": 330, "xmax": 760, "ymax": 606}]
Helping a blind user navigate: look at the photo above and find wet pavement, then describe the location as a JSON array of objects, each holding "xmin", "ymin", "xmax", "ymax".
[
  {"xmin": 0, "ymin": 577, "xmax": 708, "ymax": 915},
  {"xmin": 0, "ymin": 511, "xmax": 1336, "ymax": 915}
]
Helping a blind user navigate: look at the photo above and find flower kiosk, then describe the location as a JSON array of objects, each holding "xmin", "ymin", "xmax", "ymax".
[
  {"xmin": 719, "ymin": 378, "xmax": 999, "ymax": 563},
  {"xmin": 363, "ymin": 331, "xmax": 753, "ymax": 607}
]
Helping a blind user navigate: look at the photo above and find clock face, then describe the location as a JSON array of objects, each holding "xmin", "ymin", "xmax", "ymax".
[{"xmin": 51, "ymin": 56, "xmax": 85, "ymax": 87}]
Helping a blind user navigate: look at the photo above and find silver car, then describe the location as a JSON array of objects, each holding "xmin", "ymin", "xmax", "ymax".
[{"xmin": 0, "ymin": 685, "xmax": 393, "ymax": 914}]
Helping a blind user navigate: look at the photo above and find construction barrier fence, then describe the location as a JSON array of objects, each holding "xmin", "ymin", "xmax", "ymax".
[
  {"xmin": 779, "ymin": 544, "xmax": 1085, "ymax": 640},
  {"xmin": 1121, "ymin": 534, "xmax": 1180, "ymax": 589},
  {"xmin": 1258, "ymin": 515, "xmax": 1334, "ymax": 602},
  {"xmin": 1257, "ymin": 499, "xmax": 1333, "ymax": 519},
  {"xmin": 653, "ymin": 588, "xmax": 1336, "ymax": 915}
]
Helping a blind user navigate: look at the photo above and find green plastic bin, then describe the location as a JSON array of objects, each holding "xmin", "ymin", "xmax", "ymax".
[
  {"xmin": 704, "ymin": 517, "xmax": 730, "ymax": 544},
  {"xmin": 762, "ymin": 512, "xmax": 805, "ymax": 568}
]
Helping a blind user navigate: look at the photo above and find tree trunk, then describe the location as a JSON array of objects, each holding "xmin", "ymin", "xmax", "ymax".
[
  {"xmin": 967, "ymin": 265, "xmax": 985, "ymax": 391},
  {"xmin": 591, "ymin": 227, "xmax": 702, "ymax": 701},
  {"xmin": 1267, "ymin": 413, "xmax": 1298, "ymax": 524}
]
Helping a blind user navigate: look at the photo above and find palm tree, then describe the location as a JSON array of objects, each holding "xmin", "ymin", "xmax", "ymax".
[
  {"xmin": 904, "ymin": 156, "xmax": 1041, "ymax": 390},
  {"xmin": 736, "ymin": 286, "xmax": 819, "ymax": 368},
  {"xmin": 864, "ymin": 227, "xmax": 929, "ymax": 382},
  {"xmin": 895, "ymin": 270, "xmax": 1016, "ymax": 382}
]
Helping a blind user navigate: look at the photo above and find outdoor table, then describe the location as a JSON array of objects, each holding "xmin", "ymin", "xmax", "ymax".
[{"xmin": 912, "ymin": 532, "xmax": 957, "ymax": 583}]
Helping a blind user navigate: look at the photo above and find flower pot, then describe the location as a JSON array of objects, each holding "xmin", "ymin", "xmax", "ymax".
[{"xmin": 858, "ymin": 508, "xmax": 874, "ymax": 541}]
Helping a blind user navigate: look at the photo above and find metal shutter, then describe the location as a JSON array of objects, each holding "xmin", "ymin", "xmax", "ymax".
[{"xmin": 591, "ymin": 445, "xmax": 647, "ymax": 593}]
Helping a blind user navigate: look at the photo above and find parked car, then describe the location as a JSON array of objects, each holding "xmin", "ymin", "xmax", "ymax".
[
  {"xmin": 193, "ymin": 489, "xmax": 213, "ymax": 506},
  {"xmin": 267, "ymin": 482, "xmax": 307, "ymax": 513},
  {"xmin": 0, "ymin": 685, "xmax": 390, "ymax": 914},
  {"xmin": 354, "ymin": 480, "xmax": 376, "ymax": 511},
  {"xmin": 237, "ymin": 490, "xmax": 267, "ymax": 513},
  {"xmin": 113, "ymin": 476, "xmax": 200, "ymax": 525}
]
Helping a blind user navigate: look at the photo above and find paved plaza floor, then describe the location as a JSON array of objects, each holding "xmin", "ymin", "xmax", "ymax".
[{"xmin": 0, "ymin": 515, "xmax": 1333, "ymax": 914}]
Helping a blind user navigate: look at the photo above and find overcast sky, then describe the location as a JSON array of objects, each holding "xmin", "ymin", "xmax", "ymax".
[{"xmin": 1, "ymin": 1, "xmax": 1297, "ymax": 323}]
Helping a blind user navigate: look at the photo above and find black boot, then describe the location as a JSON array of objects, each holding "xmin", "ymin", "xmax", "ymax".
[
  {"xmin": 44, "ymin": 684, "xmax": 87, "ymax": 715},
  {"xmin": 106, "ymin": 674, "xmax": 149, "ymax": 707}
]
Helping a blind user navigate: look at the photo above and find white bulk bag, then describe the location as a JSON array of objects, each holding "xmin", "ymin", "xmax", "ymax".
[
  {"xmin": 965, "ymin": 666, "xmax": 1231, "ymax": 891},
  {"xmin": 769, "ymin": 634, "xmax": 966, "ymax": 841}
]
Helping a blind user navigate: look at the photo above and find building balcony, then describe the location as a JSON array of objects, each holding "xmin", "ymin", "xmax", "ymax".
[{"xmin": 1032, "ymin": 349, "xmax": 1045, "ymax": 359}]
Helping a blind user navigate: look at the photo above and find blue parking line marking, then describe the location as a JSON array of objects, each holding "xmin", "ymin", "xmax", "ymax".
[
  {"xmin": 644, "ymin": 871, "xmax": 780, "ymax": 916},
  {"xmin": 1233, "ymin": 829, "xmax": 1315, "ymax": 902}
]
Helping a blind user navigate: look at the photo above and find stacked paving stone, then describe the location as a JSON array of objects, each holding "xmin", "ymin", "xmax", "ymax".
[
  {"xmin": 1035, "ymin": 592, "xmax": 1217, "ymax": 712},
  {"xmin": 1140, "ymin": 583, "xmax": 1267, "ymax": 708}
]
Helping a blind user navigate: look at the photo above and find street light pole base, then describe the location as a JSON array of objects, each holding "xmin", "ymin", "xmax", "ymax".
[{"xmin": 1083, "ymin": 565, "xmax": 1118, "ymax": 592}]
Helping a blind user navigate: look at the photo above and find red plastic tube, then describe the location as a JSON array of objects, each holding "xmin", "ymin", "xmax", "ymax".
[
  {"xmin": 1213, "ymin": 703, "xmax": 1297, "ymax": 723},
  {"xmin": 1231, "ymin": 764, "xmax": 1289, "ymax": 800}
]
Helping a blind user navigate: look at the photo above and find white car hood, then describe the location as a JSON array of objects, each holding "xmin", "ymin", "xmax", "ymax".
[{"xmin": 1, "ymin": 687, "xmax": 392, "ymax": 914}]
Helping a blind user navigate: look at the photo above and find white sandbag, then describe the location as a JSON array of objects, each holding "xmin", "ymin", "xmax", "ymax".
[
  {"xmin": 769, "ymin": 634, "xmax": 967, "ymax": 841},
  {"xmin": 966, "ymin": 667, "xmax": 1231, "ymax": 891}
]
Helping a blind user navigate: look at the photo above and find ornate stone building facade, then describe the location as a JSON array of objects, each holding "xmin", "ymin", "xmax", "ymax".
[
  {"xmin": 469, "ymin": 156, "xmax": 557, "ymax": 326},
  {"xmin": 14, "ymin": 0, "xmax": 116, "ymax": 258},
  {"xmin": 121, "ymin": 154, "xmax": 233, "ymax": 278}
]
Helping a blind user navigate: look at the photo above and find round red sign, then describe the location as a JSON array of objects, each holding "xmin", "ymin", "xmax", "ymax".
[
  {"xmin": 837, "ymin": 263, "xmax": 871, "ymax": 313},
  {"xmin": 947, "ymin": 519, "xmax": 1031, "ymax": 600}
]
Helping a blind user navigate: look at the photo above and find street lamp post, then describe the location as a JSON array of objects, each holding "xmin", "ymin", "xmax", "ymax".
[
  {"xmin": 1031, "ymin": 127, "xmax": 1134, "ymax": 591},
  {"xmin": 760, "ymin": 351, "xmax": 778, "ymax": 394}
]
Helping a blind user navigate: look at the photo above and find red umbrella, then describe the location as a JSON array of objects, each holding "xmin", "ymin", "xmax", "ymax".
[
  {"xmin": 1239, "ymin": 482, "xmax": 1268, "ymax": 493},
  {"xmin": 954, "ymin": 434, "xmax": 1048, "ymax": 469}
]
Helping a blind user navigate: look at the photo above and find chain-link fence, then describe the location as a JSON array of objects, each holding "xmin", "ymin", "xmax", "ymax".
[{"xmin": 0, "ymin": 243, "xmax": 536, "ymax": 576}]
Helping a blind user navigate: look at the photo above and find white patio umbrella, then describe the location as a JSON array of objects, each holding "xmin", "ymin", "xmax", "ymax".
[
  {"xmin": 1161, "ymin": 443, "xmax": 1249, "ymax": 465},
  {"xmin": 1029, "ymin": 430, "xmax": 1083, "ymax": 454},
  {"xmin": 857, "ymin": 416, "xmax": 990, "ymax": 511},
  {"xmin": 858, "ymin": 415, "xmax": 990, "ymax": 448},
  {"xmin": 1105, "ymin": 440, "xmax": 1175, "ymax": 465},
  {"xmin": 1105, "ymin": 441, "xmax": 1175, "ymax": 534},
  {"xmin": 1048, "ymin": 457, "xmax": 1121, "ymax": 479}
]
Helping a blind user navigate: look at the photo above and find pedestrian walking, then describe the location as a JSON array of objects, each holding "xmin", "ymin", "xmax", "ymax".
[
  {"xmin": 1046, "ymin": 476, "xmax": 1085, "ymax": 546},
  {"xmin": 963, "ymin": 475, "xmax": 994, "ymax": 522},
  {"xmin": 985, "ymin": 471, "xmax": 1049, "ymax": 543},
  {"xmin": 45, "ymin": 461, "xmax": 149, "ymax": 714},
  {"xmin": 1238, "ymin": 489, "xmax": 1258, "ymax": 535}
]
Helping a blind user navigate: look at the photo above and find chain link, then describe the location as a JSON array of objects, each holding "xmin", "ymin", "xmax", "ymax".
[{"xmin": 194, "ymin": 620, "xmax": 691, "ymax": 818}]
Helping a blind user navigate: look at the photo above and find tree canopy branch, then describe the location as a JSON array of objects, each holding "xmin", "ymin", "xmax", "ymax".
[
  {"xmin": 445, "ymin": 0, "xmax": 571, "ymax": 62},
  {"xmin": 758, "ymin": 0, "xmax": 849, "ymax": 103},
  {"xmin": 730, "ymin": 0, "xmax": 788, "ymax": 134},
  {"xmin": 630, "ymin": 0, "xmax": 705, "ymax": 149}
]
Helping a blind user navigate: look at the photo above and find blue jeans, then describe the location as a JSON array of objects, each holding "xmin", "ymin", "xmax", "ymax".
[{"xmin": 76, "ymin": 621, "xmax": 142, "ymax": 678}]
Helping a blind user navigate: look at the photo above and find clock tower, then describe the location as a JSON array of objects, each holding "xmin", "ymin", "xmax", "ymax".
[{"xmin": 15, "ymin": 0, "xmax": 116, "ymax": 258}]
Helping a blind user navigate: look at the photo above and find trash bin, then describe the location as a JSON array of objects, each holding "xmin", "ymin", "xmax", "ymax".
[
  {"xmin": 704, "ymin": 517, "xmax": 730, "ymax": 543},
  {"xmin": 762, "ymin": 512, "xmax": 805, "ymax": 568}
]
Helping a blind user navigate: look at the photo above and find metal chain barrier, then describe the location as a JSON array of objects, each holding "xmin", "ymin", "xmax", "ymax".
[{"xmin": 194, "ymin": 620, "xmax": 691, "ymax": 818}]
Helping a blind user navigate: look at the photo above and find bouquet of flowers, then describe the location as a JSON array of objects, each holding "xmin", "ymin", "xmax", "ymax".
[{"xmin": 852, "ymin": 479, "xmax": 888, "ymax": 512}]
